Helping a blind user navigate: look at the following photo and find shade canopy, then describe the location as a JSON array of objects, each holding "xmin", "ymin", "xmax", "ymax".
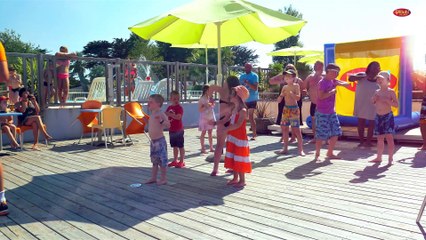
[
  {"xmin": 298, "ymin": 53, "xmax": 324, "ymax": 64},
  {"xmin": 129, "ymin": 0, "xmax": 306, "ymax": 82},
  {"xmin": 267, "ymin": 46, "xmax": 322, "ymax": 64}
]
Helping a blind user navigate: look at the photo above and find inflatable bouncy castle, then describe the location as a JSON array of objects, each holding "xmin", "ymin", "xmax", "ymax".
[{"xmin": 306, "ymin": 36, "xmax": 419, "ymax": 131}]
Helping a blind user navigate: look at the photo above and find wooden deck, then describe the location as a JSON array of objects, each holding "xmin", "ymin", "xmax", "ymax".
[{"xmin": 1, "ymin": 128, "xmax": 426, "ymax": 239}]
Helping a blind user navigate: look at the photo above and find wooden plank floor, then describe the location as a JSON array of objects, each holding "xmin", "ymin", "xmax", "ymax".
[{"xmin": 1, "ymin": 128, "xmax": 426, "ymax": 239}]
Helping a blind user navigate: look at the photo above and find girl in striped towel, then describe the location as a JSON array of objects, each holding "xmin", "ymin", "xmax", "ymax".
[{"xmin": 223, "ymin": 85, "xmax": 251, "ymax": 188}]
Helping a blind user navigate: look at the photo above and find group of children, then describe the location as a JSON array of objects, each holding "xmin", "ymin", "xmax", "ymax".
[
  {"xmin": 143, "ymin": 60, "xmax": 420, "ymax": 186},
  {"xmin": 146, "ymin": 83, "xmax": 252, "ymax": 187},
  {"xmin": 277, "ymin": 62, "xmax": 399, "ymax": 165}
]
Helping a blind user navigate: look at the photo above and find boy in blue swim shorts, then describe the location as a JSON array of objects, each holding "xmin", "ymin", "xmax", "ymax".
[
  {"xmin": 369, "ymin": 71, "xmax": 398, "ymax": 165},
  {"xmin": 277, "ymin": 69, "xmax": 305, "ymax": 156},
  {"xmin": 314, "ymin": 64, "xmax": 350, "ymax": 162},
  {"xmin": 145, "ymin": 94, "xmax": 171, "ymax": 185}
]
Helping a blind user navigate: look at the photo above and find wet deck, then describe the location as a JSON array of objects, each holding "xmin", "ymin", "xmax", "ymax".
[{"xmin": 1, "ymin": 128, "xmax": 426, "ymax": 239}]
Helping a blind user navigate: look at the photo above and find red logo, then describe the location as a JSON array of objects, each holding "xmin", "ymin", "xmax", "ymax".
[
  {"xmin": 393, "ymin": 8, "xmax": 411, "ymax": 17},
  {"xmin": 339, "ymin": 68, "xmax": 397, "ymax": 92}
]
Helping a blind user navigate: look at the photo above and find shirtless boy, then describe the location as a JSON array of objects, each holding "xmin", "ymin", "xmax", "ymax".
[
  {"xmin": 277, "ymin": 69, "xmax": 305, "ymax": 156},
  {"xmin": 304, "ymin": 61, "xmax": 323, "ymax": 143},
  {"xmin": 145, "ymin": 94, "xmax": 171, "ymax": 185},
  {"xmin": 370, "ymin": 71, "xmax": 398, "ymax": 165}
]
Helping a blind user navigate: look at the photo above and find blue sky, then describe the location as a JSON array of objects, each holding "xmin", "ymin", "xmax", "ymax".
[{"xmin": 1, "ymin": 0, "xmax": 425, "ymax": 69}]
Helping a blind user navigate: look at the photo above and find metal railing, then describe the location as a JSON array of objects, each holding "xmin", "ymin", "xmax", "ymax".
[{"xmin": 5, "ymin": 52, "xmax": 273, "ymax": 107}]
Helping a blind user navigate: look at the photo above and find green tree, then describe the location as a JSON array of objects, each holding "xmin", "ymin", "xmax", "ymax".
[
  {"xmin": 127, "ymin": 34, "xmax": 162, "ymax": 61},
  {"xmin": 69, "ymin": 52, "xmax": 89, "ymax": 91},
  {"xmin": 82, "ymin": 40, "xmax": 112, "ymax": 58},
  {"xmin": 0, "ymin": 29, "xmax": 46, "ymax": 54},
  {"xmin": 231, "ymin": 46, "xmax": 259, "ymax": 66},
  {"xmin": 111, "ymin": 38, "xmax": 130, "ymax": 59},
  {"xmin": 156, "ymin": 42, "xmax": 195, "ymax": 63},
  {"xmin": 272, "ymin": 5, "xmax": 304, "ymax": 64}
]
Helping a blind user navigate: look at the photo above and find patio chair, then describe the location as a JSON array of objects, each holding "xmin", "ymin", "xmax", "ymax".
[
  {"xmin": 87, "ymin": 77, "xmax": 106, "ymax": 102},
  {"xmin": 123, "ymin": 102, "xmax": 150, "ymax": 143},
  {"xmin": 150, "ymin": 78, "xmax": 168, "ymax": 98},
  {"xmin": 91, "ymin": 106, "xmax": 125, "ymax": 148},
  {"xmin": 74, "ymin": 100, "xmax": 102, "ymax": 144},
  {"xmin": 16, "ymin": 124, "xmax": 48, "ymax": 150},
  {"xmin": 131, "ymin": 79, "xmax": 155, "ymax": 101}
]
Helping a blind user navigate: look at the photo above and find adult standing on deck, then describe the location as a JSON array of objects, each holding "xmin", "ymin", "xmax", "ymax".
[
  {"xmin": 304, "ymin": 61, "xmax": 324, "ymax": 142},
  {"xmin": 0, "ymin": 41, "xmax": 10, "ymax": 216},
  {"xmin": 208, "ymin": 76, "xmax": 240, "ymax": 176},
  {"xmin": 55, "ymin": 46, "xmax": 76, "ymax": 107},
  {"xmin": 240, "ymin": 63, "xmax": 259, "ymax": 140},
  {"xmin": 349, "ymin": 61, "xmax": 381, "ymax": 147}
]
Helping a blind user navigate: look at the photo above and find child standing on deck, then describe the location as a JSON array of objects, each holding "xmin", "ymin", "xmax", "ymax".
[
  {"xmin": 314, "ymin": 63, "xmax": 351, "ymax": 162},
  {"xmin": 277, "ymin": 69, "xmax": 305, "ymax": 156},
  {"xmin": 145, "ymin": 94, "xmax": 171, "ymax": 185},
  {"xmin": 370, "ymin": 71, "xmax": 398, "ymax": 165},
  {"xmin": 198, "ymin": 85, "xmax": 216, "ymax": 154},
  {"xmin": 166, "ymin": 91, "xmax": 185, "ymax": 168},
  {"xmin": 223, "ymin": 86, "xmax": 251, "ymax": 188}
]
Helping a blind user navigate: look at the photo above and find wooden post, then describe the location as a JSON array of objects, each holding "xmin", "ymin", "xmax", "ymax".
[
  {"xmin": 37, "ymin": 54, "xmax": 44, "ymax": 108},
  {"xmin": 417, "ymin": 195, "xmax": 426, "ymax": 223}
]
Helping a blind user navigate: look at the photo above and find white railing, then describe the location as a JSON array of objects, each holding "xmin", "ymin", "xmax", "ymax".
[
  {"xmin": 186, "ymin": 90, "xmax": 203, "ymax": 99},
  {"xmin": 67, "ymin": 91, "xmax": 89, "ymax": 103}
]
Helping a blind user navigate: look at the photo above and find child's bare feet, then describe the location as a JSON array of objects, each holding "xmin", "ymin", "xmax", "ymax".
[
  {"xmin": 209, "ymin": 148, "xmax": 214, "ymax": 152},
  {"xmin": 418, "ymin": 145, "xmax": 426, "ymax": 150},
  {"xmin": 387, "ymin": 158, "xmax": 393, "ymax": 165},
  {"xmin": 144, "ymin": 178, "xmax": 157, "ymax": 184},
  {"xmin": 157, "ymin": 180, "xmax": 167, "ymax": 185},
  {"xmin": 326, "ymin": 154, "xmax": 341, "ymax": 160},
  {"xmin": 227, "ymin": 179, "xmax": 238, "ymax": 185},
  {"xmin": 45, "ymin": 135, "xmax": 53, "ymax": 141},
  {"xmin": 233, "ymin": 182, "xmax": 246, "ymax": 188},
  {"xmin": 314, "ymin": 155, "xmax": 323, "ymax": 163},
  {"xmin": 31, "ymin": 145, "xmax": 41, "ymax": 151},
  {"xmin": 277, "ymin": 149, "xmax": 288, "ymax": 155},
  {"xmin": 201, "ymin": 149, "xmax": 207, "ymax": 154},
  {"xmin": 369, "ymin": 158, "xmax": 382, "ymax": 163}
]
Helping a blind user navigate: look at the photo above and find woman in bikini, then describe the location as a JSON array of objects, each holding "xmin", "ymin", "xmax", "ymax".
[
  {"xmin": 8, "ymin": 67, "xmax": 23, "ymax": 104},
  {"xmin": 55, "ymin": 46, "xmax": 76, "ymax": 107},
  {"xmin": 207, "ymin": 75, "xmax": 240, "ymax": 176},
  {"xmin": 15, "ymin": 88, "xmax": 52, "ymax": 150},
  {"xmin": 43, "ymin": 60, "xmax": 56, "ymax": 106}
]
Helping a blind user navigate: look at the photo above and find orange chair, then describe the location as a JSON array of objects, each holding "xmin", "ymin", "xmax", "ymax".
[
  {"xmin": 123, "ymin": 102, "xmax": 150, "ymax": 143},
  {"xmin": 16, "ymin": 124, "xmax": 48, "ymax": 149},
  {"xmin": 75, "ymin": 100, "xmax": 102, "ymax": 143}
]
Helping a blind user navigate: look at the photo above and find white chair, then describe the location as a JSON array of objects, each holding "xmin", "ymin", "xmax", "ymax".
[
  {"xmin": 131, "ymin": 79, "xmax": 155, "ymax": 101},
  {"xmin": 87, "ymin": 77, "xmax": 106, "ymax": 102},
  {"xmin": 150, "ymin": 78, "xmax": 169, "ymax": 98}
]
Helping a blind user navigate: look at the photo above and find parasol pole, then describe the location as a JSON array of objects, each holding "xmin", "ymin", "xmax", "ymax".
[
  {"xmin": 216, "ymin": 22, "xmax": 223, "ymax": 86},
  {"xmin": 205, "ymin": 45, "xmax": 209, "ymax": 84}
]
